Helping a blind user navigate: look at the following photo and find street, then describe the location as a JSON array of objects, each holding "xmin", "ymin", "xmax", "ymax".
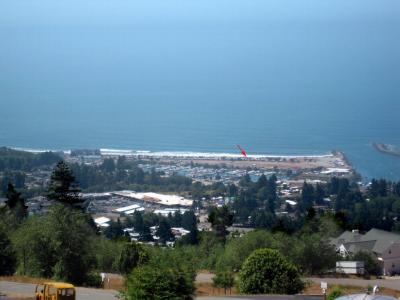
[
  {"xmin": 1, "ymin": 277, "xmax": 400, "ymax": 300},
  {"xmin": 307, "ymin": 277, "xmax": 400, "ymax": 291},
  {"xmin": 0, "ymin": 281, "xmax": 118, "ymax": 300}
]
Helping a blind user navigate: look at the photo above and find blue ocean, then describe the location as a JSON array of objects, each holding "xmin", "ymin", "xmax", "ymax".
[{"xmin": 0, "ymin": 0, "xmax": 399, "ymax": 180}]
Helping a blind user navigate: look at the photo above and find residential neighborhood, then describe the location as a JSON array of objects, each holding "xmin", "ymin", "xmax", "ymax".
[{"xmin": 331, "ymin": 229, "xmax": 400, "ymax": 276}]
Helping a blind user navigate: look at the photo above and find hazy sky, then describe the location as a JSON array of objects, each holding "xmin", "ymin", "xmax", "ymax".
[
  {"xmin": 1, "ymin": 0, "xmax": 399, "ymax": 27},
  {"xmin": 0, "ymin": 0, "xmax": 399, "ymax": 149}
]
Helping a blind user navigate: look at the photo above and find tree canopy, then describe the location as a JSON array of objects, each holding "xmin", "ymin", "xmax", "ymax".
[
  {"xmin": 12, "ymin": 205, "xmax": 95, "ymax": 284},
  {"xmin": 0, "ymin": 226, "xmax": 16, "ymax": 275},
  {"xmin": 238, "ymin": 248, "xmax": 304, "ymax": 294},
  {"xmin": 5, "ymin": 183, "xmax": 28, "ymax": 221},
  {"xmin": 123, "ymin": 264, "xmax": 194, "ymax": 300},
  {"xmin": 117, "ymin": 242, "xmax": 148, "ymax": 275},
  {"xmin": 208, "ymin": 206, "xmax": 233, "ymax": 242},
  {"xmin": 47, "ymin": 161, "xmax": 84, "ymax": 208}
]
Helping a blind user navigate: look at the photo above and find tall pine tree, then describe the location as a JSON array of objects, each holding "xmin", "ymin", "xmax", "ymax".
[
  {"xmin": 47, "ymin": 161, "xmax": 84, "ymax": 208},
  {"xmin": 5, "ymin": 183, "xmax": 28, "ymax": 220}
]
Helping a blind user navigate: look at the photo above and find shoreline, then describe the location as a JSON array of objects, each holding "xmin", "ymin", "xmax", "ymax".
[
  {"xmin": 6, "ymin": 145, "xmax": 355, "ymax": 179},
  {"xmin": 10, "ymin": 146, "xmax": 335, "ymax": 160}
]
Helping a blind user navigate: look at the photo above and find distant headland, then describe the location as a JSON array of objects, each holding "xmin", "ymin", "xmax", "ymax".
[{"xmin": 372, "ymin": 143, "xmax": 400, "ymax": 158}]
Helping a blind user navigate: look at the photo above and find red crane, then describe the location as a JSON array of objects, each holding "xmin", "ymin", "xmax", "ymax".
[{"xmin": 236, "ymin": 145, "xmax": 248, "ymax": 158}]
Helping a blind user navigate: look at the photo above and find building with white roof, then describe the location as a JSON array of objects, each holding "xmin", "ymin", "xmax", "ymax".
[
  {"xmin": 154, "ymin": 208, "xmax": 189, "ymax": 217},
  {"xmin": 94, "ymin": 217, "xmax": 111, "ymax": 228},
  {"xmin": 114, "ymin": 204, "xmax": 142, "ymax": 213},
  {"xmin": 321, "ymin": 168, "xmax": 350, "ymax": 174},
  {"xmin": 285, "ymin": 200, "xmax": 297, "ymax": 206},
  {"xmin": 113, "ymin": 191, "xmax": 193, "ymax": 207},
  {"xmin": 124, "ymin": 207, "xmax": 145, "ymax": 215}
]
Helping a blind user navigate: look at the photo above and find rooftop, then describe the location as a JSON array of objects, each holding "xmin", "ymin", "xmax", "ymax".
[
  {"xmin": 113, "ymin": 191, "xmax": 193, "ymax": 207},
  {"xmin": 332, "ymin": 228, "xmax": 400, "ymax": 255}
]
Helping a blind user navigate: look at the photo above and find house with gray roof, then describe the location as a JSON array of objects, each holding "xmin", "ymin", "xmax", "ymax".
[{"xmin": 331, "ymin": 228, "xmax": 400, "ymax": 276}]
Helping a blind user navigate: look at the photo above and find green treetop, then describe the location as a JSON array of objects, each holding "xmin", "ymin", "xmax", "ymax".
[
  {"xmin": 5, "ymin": 183, "xmax": 28, "ymax": 220},
  {"xmin": 238, "ymin": 248, "xmax": 304, "ymax": 294},
  {"xmin": 47, "ymin": 161, "xmax": 84, "ymax": 208},
  {"xmin": 208, "ymin": 206, "xmax": 233, "ymax": 242}
]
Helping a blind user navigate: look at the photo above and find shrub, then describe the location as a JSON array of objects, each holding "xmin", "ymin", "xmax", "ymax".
[
  {"xmin": 85, "ymin": 271, "xmax": 103, "ymax": 288},
  {"xmin": 122, "ymin": 264, "xmax": 194, "ymax": 300},
  {"xmin": 212, "ymin": 270, "xmax": 235, "ymax": 294},
  {"xmin": 238, "ymin": 248, "xmax": 304, "ymax": 294},
  {"xmin": 352, "ymin": 251, "xmax": 381, "ymax": 276},
  {"xmin": 327, "ymin": 286, "xmax": 344, "ymax": 300}
]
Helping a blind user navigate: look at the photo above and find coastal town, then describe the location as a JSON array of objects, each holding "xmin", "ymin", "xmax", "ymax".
[
  {"xmin": 1, "ymin": 0, "xmax": 399, "ymax": 298},
  {"xmin": 2, "ymin": 146, "xmax": 400, "ymax": 300},
  {"xmin": 0, "ymin": 147, "xmax": 362, "ymax": 244}
]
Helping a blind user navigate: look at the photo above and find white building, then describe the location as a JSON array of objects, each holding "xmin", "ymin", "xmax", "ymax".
[
  {"xmin": 336, "ymin": 261, "xmax": 365, "ymax": 275},
  {"xmin": 113, "ymin": 191, "xmax": 193, "ymax": 207},
  {"xmin": 153, "ymin": 208, "xmax": 188, "ymax": 217},
  {"xmin": 94, "ymin": 217, "xmax": 111, "ymax": 228}
]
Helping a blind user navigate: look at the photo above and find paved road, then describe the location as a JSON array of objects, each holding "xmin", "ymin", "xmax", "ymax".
[
  {"xmin": 0, "ymin": 281, "xmax": 118, "ymax": 300},
  {"xmin": 307, "ymin": 277, "xmax": 400, "ymax": 291},
  {"xmin": 197, "ymin": 296, "xmax": 322, "ymax": 300},
  {"xmin": 2, "ymin": 277, "xmax": 399, "ymax": 300},
  {"xmin": 196, "ymin": 274, "xmax": 400, "ymax": 291}
]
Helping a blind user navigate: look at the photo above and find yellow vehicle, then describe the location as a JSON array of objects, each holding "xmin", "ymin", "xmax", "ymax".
[{"xmin": 35, "ymin": 282, "xmax": 76, "ymax": 300}]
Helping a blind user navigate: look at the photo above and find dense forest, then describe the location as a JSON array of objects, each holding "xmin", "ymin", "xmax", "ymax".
[{"xmin": 0, "ymin": 147, "xmax": 61, "ymax": 171}]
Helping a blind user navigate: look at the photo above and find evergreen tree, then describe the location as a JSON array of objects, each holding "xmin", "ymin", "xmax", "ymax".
[
  {"xmin": 131, "ymin": 211, "xmax": 152, "ymax": 241},
  {"xmin": 5, "ymin": 183, "xmax": 27, "ymax": 220},
  {"xmin": 314, "ymin": 184, "xmax": 325, "ymax": 205},
  {"xmin": 368, "ymin": 178, "xmax": 392, "ymax": 197},
  {"xmin": 0, "ymin": 226, "xmax": 16, "ymax": 275},
  {"xmin": 117, "ymin": 242, "xmax": 148, "ymax": 275},
  {"xmin": 378, "ymin": 179, "xmax": 388, "ymax": 197},
  {"xmin": 394, "ymin": 182, "xmax": 400, "ymax": 197},
  {"xmin": 337, "ymin": 178, "xmax": 350, "ymax": 200},
  {"xmin": 132, "ymin": 211, "xmax": 144, "ymax": 233},
  {"xmin": 181, "ymin": 211, "xmax": 199, "ymax": 244},
  {"xmin": 101, "ymin": 158, "xmax": 115, "ymax": 173},
  {"xmin": 47, "ymin": 161, "xmax": 84, "ymax": 208},
  {"xmin": 300, "ymin": 182, "xmax": 314, "ymax": 211},
  {"xmin": 104, "ymin": 219, "xmax": 124, "ymax": 240},
  {"xmin": 171, "ymin": 211, "xmax": 183, "ymax": 227},
  {"xmin": 116, "ymin": 156, "xmax": 127, "ymax": 170},
  {"xmin": 227, "ymin": 184, "xmax": 238, "ymax": 197},
  {"xmin": 13, "ymin": 172, "xmax": 26, "ymax": 189},
  {"xmin": 208, "ymin": 206, "xmax": 233, "ymax": 242},
  {"xmin": 329, "ymin": 177, "xmax": 340, "ymax": 195},
  {"xmin": 239, "ymin": 174, "xmax": 252, "ymax": 188},
  {"xmin": 135, "ymin": 168, "xmax": 145, "ymax": 184},
  {"xmin": 251, "ymin": 210, "xmax": 276, "ymax": 229},
  {"xmin": 0, "ymin": 172, "xmax": 12, "ymax": 195},
  {"xmin": 156, "ymin": 219, "xmax": 174, "ymax": 243},
  {"xmin": 266, "ymin": 176, "xmax": 278, "ymax": 202},
  {"xmin": 256, "ymin": 174, "xmax": 268, "ymax": 190}
]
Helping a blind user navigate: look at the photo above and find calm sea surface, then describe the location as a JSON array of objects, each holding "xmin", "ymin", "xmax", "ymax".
[{"xmin": 0, "ymin": 0, "xmax": 399, "ymax": 180}]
